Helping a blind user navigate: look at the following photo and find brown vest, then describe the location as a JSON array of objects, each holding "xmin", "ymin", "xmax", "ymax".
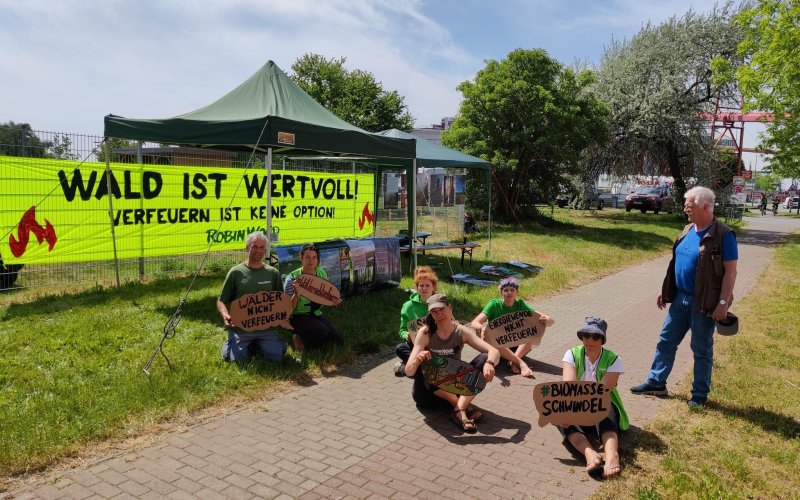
[{"xmin": 661, "ymin": 218, "xmax": 733, "ymax": 315}]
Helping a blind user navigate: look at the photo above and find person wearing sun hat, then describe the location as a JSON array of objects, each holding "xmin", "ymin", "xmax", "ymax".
[
  {"xmin": 470, "ymin": 276, "xmax": 551, "ymax": 377},
  {"xmin": 557, "ymin": 316, "xmax": 628, "ymax": 479}
]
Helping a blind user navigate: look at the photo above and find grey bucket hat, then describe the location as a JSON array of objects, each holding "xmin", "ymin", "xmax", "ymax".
[{"xmin": 716, "ymin": 312, "xmax": 739, "ymax": 336}]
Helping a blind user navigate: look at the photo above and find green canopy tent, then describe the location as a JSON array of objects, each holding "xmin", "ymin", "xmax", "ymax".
[
  {"xmin": 376, "ymin": 128, "xmax": 493, "ymax": 261},
  {"xmin": 104, "ymin": 61, "xmax": 415, "ymax": 159},
  {"xmin": 102, "ymin": 61, "xmax": 417, "ymax": 272}
]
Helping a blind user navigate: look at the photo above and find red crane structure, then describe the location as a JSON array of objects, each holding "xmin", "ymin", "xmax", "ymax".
[{"xmin": 699, "ymin": 98, "xmax": 775, "ymax": 175}]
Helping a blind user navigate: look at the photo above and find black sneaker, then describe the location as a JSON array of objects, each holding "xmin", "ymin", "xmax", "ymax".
[
  {"xmin": 393, "ymin": 361, "xmax": 406, "ymax": 377},
  {"xmin": 687, "ymin": 398, "xmax": 706, "ymax": 410},
  {"xmin": 630, "ymin": 382, "xmax": 668, "ymax": 396}
]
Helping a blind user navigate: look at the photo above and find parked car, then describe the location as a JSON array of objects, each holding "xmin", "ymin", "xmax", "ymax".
[
  {"xmin": 784, "ymin": 196, "xmax": 800, "ymax": 210},
  {"xmin": 557, "ymin": 186, "xmax": 604, "ymax": 210},
  {"xmin": 624, "ymin": 186, "xmax": 675, "ymax": 214}
]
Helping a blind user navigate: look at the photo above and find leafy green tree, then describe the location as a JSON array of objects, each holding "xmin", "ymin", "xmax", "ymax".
[
  {"xmin": 754, "ymin": 170, "xmax": 782, "ymax": 194},
  {"xmin": 290, "ymin": 54, "xmax": 414, "ymax": 132},
  {"xmin": 595, "ymin": 4, "xmax": 744, "ymax": 201},
  {"xmin": 96, "ymin": 137, "xmax": 136, "ymax": 163},
  {"xmin": 733, "ymin": 0, "xmax": 800, "ymax": 178},
  {"xmin": 49, "ymin": 134, "xmax": 79, "ymax": 160},
  {"xmin": 0, "ymin": 122, "xmax": 50, "ymax": 158},
  {"xmin": 442, "ymin": 49, "xmax": 609, "ymax": 220}
]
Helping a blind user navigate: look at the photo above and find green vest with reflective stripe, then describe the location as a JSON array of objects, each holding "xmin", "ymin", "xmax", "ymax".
[{"xmin": 571, "ymin": 346, "xmax": 629, "ymax": 431}]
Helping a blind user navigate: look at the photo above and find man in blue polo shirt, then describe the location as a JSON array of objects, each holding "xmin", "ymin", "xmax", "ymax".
[{"xmin": 631, "ymin": 186, "xmax": 738, "ymax": 409}]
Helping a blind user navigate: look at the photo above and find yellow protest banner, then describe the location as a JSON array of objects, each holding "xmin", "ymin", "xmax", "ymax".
[{"xmin": 0, "ymin": 155, "xmax": 375, "ymax": 264}]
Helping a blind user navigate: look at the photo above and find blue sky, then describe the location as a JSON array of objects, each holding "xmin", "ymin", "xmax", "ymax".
[{"xmin": 3, "ymin": 0, "xmax": 760, "ymax": 150}]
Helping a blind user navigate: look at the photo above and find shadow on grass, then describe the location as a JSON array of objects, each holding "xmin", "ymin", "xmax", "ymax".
[
  {"xmin": 0, "ymin": 273, "xmax": 223, "ymax": 319},
  {"xmin": 710, "ymin": 401, "xmax": 800, "ymax": 440}
]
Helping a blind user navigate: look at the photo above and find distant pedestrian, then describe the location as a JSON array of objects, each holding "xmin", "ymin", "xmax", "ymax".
[{"xmin": 630, "ymin": 187, "xmax": 738, "ymax": 409}]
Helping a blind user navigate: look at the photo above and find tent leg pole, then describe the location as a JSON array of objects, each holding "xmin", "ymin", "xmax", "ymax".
[
  {"xmin": 104, "ymin": 138, "xmax": 121, "ymax": 287},
  {"xmin": 406, "ymin": 160, "xmax": 417, "ymax": 272},
  {"xmin": 487, "ymin": 169, "xmax": 492, "ymax": 260},
  {"xmin": 266, "ymin": 149, "xmax": 273, "ymax": 257},
  {"xmin": 137, "ymin": 141, "xmax": 144, "ymax": 281},
  {"xmin": 373, "ymin": 166, "xmax": 381, "ymax": 236}
]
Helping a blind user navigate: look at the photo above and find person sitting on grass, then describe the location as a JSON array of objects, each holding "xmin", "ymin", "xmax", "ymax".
[
  {"xmin": 558, "ymin": 316, "xmax": 628, "ymax": 479},
  {"xmin": 394, "ymin": 266, "xmax": 439, "ymax": 376},
  {"xmin": 284, "ymin": 244, "xmax": 344, "ymax": 351},
  {"xmin": 404, "ymin": 293, "xmax": 500, "ymax": 433},
  {"xmin": 470, "ymin": 276, "xmax": 550, "ymax": 377}
]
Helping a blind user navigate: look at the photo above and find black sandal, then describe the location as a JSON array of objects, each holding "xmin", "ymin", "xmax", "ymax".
[
  {"xmin": 466, "ymin": 405, "xmax": 483, "ymax": 422},
  {"xmin": 451, "ymin": 408, "xmax": 477, "ymax": 433}
]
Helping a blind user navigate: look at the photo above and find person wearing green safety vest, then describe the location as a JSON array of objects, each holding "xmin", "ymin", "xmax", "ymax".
[{"xmin": 559, "ymin": 316, "xmax": 628, "ymax": 479}]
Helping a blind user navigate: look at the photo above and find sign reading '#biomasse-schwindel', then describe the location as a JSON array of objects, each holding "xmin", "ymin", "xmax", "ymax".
[{"xmin": 0, "ymin": 155, "xmax": 375, "ymax": 264}]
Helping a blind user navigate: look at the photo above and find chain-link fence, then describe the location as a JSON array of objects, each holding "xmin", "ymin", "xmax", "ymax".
[{"xmin": 1, "ymin": 128, "xmax": 471, "ymax": 297}]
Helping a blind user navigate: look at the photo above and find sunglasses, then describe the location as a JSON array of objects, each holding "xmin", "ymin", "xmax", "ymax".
[{"xmin": 580, "ymin": 333, "xmax": 604, "ymax": 341}]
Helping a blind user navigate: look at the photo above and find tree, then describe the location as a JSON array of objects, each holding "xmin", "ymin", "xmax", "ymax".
[
  {"xmin": 95, "ymin": 137, "xmax": 136, "ymax": 163},
  {"xmin": 733, "ymin": 0, "xmax": 800, "ymax": 178},
  {"xmin": 754, "ymin": 170, "xmax": 782, "ymax": 194},
  {"xmin": 290, "ymin": 54, "xmax": 414, "ymax": 132},
  {"xmin": 0, "ymin": 122, "xmax": 50, "ymax": 158},
  {"xmin": 441, "ymin": 49, "xmax": 609, "ymax": 220},
  {"xmin": 594, "ymin": 4, "xmax": 744, "ymax": 202},
  {"xmin": 49, "ymin": 134, "xmax": 79, "ymax": 160}
]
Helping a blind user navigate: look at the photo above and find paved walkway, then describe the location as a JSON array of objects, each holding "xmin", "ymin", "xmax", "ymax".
[{"xmin": 4, "ymin": 216, "xmax": 798, "ymax": 499}]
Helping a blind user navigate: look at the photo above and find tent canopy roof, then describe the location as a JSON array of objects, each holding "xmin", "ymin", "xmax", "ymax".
[
  {"xmin": 104, "ymin": 61, "xmax": 415, "ymax": 160},
  {"xmin": 376, "ymin": 129, "xmax": 490, "ymax": 170}
]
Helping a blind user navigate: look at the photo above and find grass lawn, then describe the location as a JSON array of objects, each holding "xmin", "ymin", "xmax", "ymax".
[
  {"xmin": 594, "ymin": 232, "xmax": 800, "ymax": 499},
  {"xmin": 0, "ymin": 208, "xmax": 693, "ymax": 484}
]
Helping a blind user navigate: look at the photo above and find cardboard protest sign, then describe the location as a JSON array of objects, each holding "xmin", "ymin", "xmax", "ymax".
[
  {"xmin": 484, "ymin": 310, "xmax": 554, "ymax": 349},
  {"xmin": 532, "ymin": 381, "xmax": 611, "ymax": 427},
  {"xmin": 229, "ymin": 291, "xmax": 294, "ymax": 332},
  {"xmin": 406, "ymin": 317, "xmax": 426, "ymax": 343},
  {"xmin": 293, "ymin": 273, "xmax": 341, "ymax": 306},
  {"xmin": 422, "ymin": 356, "xmax": 486, "ymax": 396}
]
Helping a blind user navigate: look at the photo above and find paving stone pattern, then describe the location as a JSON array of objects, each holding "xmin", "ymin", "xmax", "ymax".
[{"xmin": 3, "ymin": 217, "xmax": 792, "ymax": 499}]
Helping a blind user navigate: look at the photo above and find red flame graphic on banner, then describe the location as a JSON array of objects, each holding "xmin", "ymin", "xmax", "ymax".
[
  {"xmin": 9, "ymin": 206, "xmax": 57, "ymax": 257},
  {"xmin": 357, "ymin": 203, "xmax": 374, "ymax": 230}
]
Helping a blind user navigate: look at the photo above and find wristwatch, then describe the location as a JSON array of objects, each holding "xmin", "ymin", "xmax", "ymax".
[{"xmin": 718, "ymin": 299, "xmax": 727, "ymax": 306}]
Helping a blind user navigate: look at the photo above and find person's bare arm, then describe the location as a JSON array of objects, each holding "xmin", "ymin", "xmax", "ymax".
[
  {"xmin": 404, "ymin": 328, "xmax": 431, "ymax": 378},
  {"xmin": 216, "ymin": 299, "xmax": 233, "ymax": 327}
]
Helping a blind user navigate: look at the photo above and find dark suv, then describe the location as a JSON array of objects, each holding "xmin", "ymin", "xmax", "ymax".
[{"xmin": 624, "ymin": 186, "xmax": 675, "ymax": 214}]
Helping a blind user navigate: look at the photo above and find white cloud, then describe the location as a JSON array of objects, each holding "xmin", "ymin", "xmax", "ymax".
[{"xmin": 0, "ymin": 0, "xmax": 736, "ymax": 135}]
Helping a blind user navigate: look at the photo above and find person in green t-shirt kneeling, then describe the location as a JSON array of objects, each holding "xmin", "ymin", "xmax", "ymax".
[
  {"xmin": 284, "ymin": 244, "xmax": 344, "ymax": 351},
  {"xmin": 216, "ymin": 231, "xmax": 286, "ymax": 363}
]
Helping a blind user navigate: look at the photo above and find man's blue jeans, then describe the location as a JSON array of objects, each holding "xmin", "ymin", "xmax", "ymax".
[
  {"xmin": 646, "ymin": 290, "xmax": 715, "ymax": 402},
  {"xmin": 221, "ymin": 329, "xmax": 286, "ymax": 363}
]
